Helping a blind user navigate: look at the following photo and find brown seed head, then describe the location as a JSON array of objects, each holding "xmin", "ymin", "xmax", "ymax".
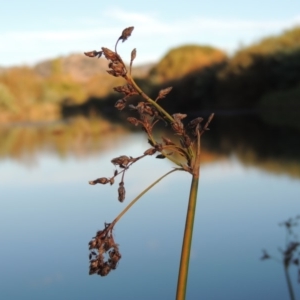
[
  {"xmin": 119, "ymin": 26, "xmax": 134, "ymax": 42},
  {"xmin": 84, "ymin": 50, "xmax": 102, "ymax": 58},
  {"xmin": 144, "ymin": 148, "xmax": 157, "ymax": 156},
  {"xmin": 89, "ymin": 177, "xmax": 109, "ymax": 185},
  {"xmin": 131, "ymin": 48, "xmax": 136, "ymax": 62},
  {"xmin": 111, "ymin": 155, "xmax": 131, "ymax": 167},
  {"xmin": 173, "ymin": 113, "xmax": 187, "ymax": 121},
  {"xmin": 114, "ymin": 99, "xmax": 127, "ymax": 110},
  {"xmin": 162, "ymin": 137, "xmax": 175, "ymax": 146},
  {"xmin": 127, "ymin": 117, "xmax": 140, "ymax": 126},
  {"xmin": 118, "ymin": 182, "xmax": 125, "ymax": 202},
  {"xmin": 158, "ymin": 86, "xmax": 173, "ymax": 99},
  {"xmin": 108, "ymin": 61, "xmax": 126, "ymax": 77},
  {"xmin": 188, "ymin": 117, "xmax": 204, "ymax": 128},
  {"xmin": 101, "ymin": 47, "xmax": 119, "ymax": 61}
]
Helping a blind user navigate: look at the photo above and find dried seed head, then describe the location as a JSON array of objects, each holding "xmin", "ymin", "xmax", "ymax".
[
  {"xmin": 188, "ymin": 117, "xmax": 204, "ymax": 128},
  {"xmin": 144, "ymin": 148, "xmax": 157, "ymax": 156},
  {"xmin": 119, "ymin": 26, "xmax": 134, "ymax": 42},
  {"xmin": 158, "ymin": 86, "xmax": 173, "ymax": 99},
  {"xmin": 127, "ymin": 117, "xmax": 140, "ymax": 126},
  {"xmin": 182, "ymin": 134, "xmax": 192, "ymax": 148},
  {"xmin": 106, "ymin": 61, "xmax": 126, "ymax": 77},
  {"xmin": 89, "ymin": 177, "xmax": 109, "ymax": 185},
  {"xmin": 154, "ymin": 143, "xmax": 163, "ymax": 152},
  {"xmin": 89, "ymin": 240, "xmax": 97, "ymax": 250},
  {"xmin": 101, "ymin": 47, "xmax": 119, "ymax": 61},
  {"xmin": 118, "ymin": 182, "xmax": 125, "ymax": 202},
  {"xmin": 171, "ymin": 121, "xmax": 185, "ymax": 135},
  {"xmin": 131, "ymin": 48, "xmax": 136, "ymax": 62},
  {"xmin": 162, "ymin": 137, "xmax": 175, "ymax": 146},
  {"xmin": 110, "ymin": 178, "xmax": 115, "ymax": 185},
  {"xmin": 111, "ymin": 155, "xmax": 132, "ymax": 167},
  {"xmin": 88, "ymin": 225, "xmax": 122, "ymax": 277},
  {"xmin": 84, "ymin": 50, "xmax": 102, "ymax": 58},
  {"xmin": 113, "ymin": 84, "xmax": 137, "ymax": 96},
  {"xmin": 173, "ymin": 113, "xmax": 187, "ymax": 121},
  {"xmin": 114, "ymin": 99, "xmax": 127, "ymax": 110},
  {"xmin": 107, "ymin": 70, "xmax": 120, "ymax": 77},
  {"xmin": 98, "ymin": 263, "xmax": 111, "ymax": 276}
]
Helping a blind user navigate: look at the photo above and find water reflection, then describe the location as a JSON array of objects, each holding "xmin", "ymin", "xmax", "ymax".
[
  {"xmin": 0, "ymin": 117, "xmax": 128, "ymax": 163},
  {"xmin": 1, "ymin": 116, "xmax": 300, "ymax": 300},
  {"xmin": 1, "ymin": 114, "xmax": 300, "ymax": 178},
  {"xmin": 261, "ymin": 216, "xmax": 300, "ymax": 300}
]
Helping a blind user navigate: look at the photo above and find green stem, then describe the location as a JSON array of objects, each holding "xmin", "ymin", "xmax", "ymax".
[
  {"xmin": 176, "ymin": 131, "xmax": 201, "ymax": 300},
  {"xmin": 111, "ymin": 168, "xmax": 182, "ymax": 227},
  {"xmin": 125, "ymin": 74, "xmax": 174, "ymax": 124},
  {"xmin": 284, "ymin": 265, "xmax": 295, "ymax": 300}
]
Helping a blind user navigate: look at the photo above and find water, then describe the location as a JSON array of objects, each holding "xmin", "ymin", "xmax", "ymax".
[{"xmin": 1, "ymin": 127, "xmax": 300, "ymax": 300}]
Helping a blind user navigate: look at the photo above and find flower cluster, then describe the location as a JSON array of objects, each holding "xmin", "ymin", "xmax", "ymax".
[
  {"xmin": 84, "ymin": 26, "xmax": 214, "ymax": 277},
  {"xmin": 88, "ymin": 224, "xmax": 121, "ymax": 276}
]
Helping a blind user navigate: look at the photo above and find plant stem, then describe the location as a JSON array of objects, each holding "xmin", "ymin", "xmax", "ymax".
[
  {"xmin": 176, "ymin": 132, "xmax": 201, "ymax": 300},
  {"xmin": 110, "ymin": 168, "xmax": 182, "ymax": 227},
  {"xmin": 284, "ymin": 265, "xmax": 295, "ymax": 300},
  {"xmin": 125, "ymin": 74, "xmax": 174, "ymax": 124}
]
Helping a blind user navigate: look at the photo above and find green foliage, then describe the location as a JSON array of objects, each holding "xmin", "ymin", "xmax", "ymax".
[
  {"xmin": 220, "ymin": 27, "xmax": 300, "ymax": 76},
  {"xmin": 215, "ymin": 27, "xmax": 300, "ymax": 109},
  {"xmin": 41, "ymin": 77, "xmax": 85, "ymax": 104},
  {"xmin": 0, "ymin": 83, "xmax": 18, "ymax": 112},
  {"xmin": 150, "ymin": 45, "xmax": 227, "ymax": 82},
  {"xmin": 259, "ymin": 85, "xmax": 300, "ymax": 130}
]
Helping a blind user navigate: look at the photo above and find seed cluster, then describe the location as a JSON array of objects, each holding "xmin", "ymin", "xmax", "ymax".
[
  {"xmin": 84, "ymin": 26, "xmax": 214, "ymax": 277},
  {"xmin": 88, "ymin": 224, "xmax": 121, "ymax": 276}
]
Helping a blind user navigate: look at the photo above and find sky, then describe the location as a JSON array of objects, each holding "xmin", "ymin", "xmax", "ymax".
[{"xmin": 1, "ymin": 0, "xmax": 300, "ymax": 67}]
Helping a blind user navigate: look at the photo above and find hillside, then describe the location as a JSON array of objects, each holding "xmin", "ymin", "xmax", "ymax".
[{"xmin": 1, "ymin": 26, "xmax": 300, "ymax": 127}]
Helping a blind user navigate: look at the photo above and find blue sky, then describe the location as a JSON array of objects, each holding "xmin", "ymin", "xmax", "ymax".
[{"xmin": 1, "ymin": 0, "xmax": 300, "ymax": 67}]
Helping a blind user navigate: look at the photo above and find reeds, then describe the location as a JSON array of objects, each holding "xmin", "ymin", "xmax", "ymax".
[
  {"xmin": 261, "ymin": 216, "xmax": 300, "ymax": 300},
  {"xmin": 85, "ymin": 26, "xmax": 214, "ymax": 300}
]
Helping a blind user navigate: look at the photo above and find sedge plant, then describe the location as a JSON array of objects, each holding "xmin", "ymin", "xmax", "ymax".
[
  {"xmin": 261, "ymin": 216, "xmax": 300, "ymax": 300},
  {"xmin": 85, "ymin": 26, "xmax": 214, "ymax": 300}
]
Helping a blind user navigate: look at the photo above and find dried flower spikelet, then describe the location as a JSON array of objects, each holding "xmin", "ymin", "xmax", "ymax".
[
  {"xmin": 84, "ymin": 50, "xmax": 102, "ymax": 58},
  {"xmin": 171, "ymin": 121, "xmax": 185, "ymax": 135},
  {"xmin": 114, "ymin": 99, "xmax": 127, "ymax": 110},
  {"xmin": 142, "ymin": 104, "xmax": 155, "ymax": 116},
  {"xmin": 119, "ymin": 26, "xmax": 134, "ymax": 42},
  {"xmin": 102, "ymin": 47, "xmax": 119, "ymax": 61},
  {"xmin": 162, "ymin": 137, "xmax": 175, "ymax": 146},
  {"xmin": 89, "ymin": 177, "xmax": 109, "ymax": 185},
  {"xmin": 188, "ymin": 117, "xmax": 204, "ymax": 128},
  {"xmin": 89, "ymin": 226, "xmax": 122, "ymax": 277},
  {"xmin": 109, "ymin": 178, "xmax": 115, "ymax": 185},
  {"xmin": 144, "ymin": 148, "xmax": 157, "ymax": 156},
  {"xmin": 173, "ymin": 113, "xmax": 187, "ymax": 121},
  {"xmin": 154, "ymin": 143, "xmax": 163, "ymax": 152},
  {"xmin": 108, "ymin": 61, "xmax": 126, "ymax": 77},
  {"xmin": 113, "ymin": 84, "xmax": 137, "ymax": 96},
  {"xmin": 182, "ymin": 134, "xmax": 192, "ymax": 148},
  {"xmin": 111, "ymin": 155, "xmax": 132, "ymax": 167},
  {"xmin": 131, "ymin": 48, "xmax": 136, "ymax": 62},
  {"xmin": 127, "ymin": 117, "xmax": 140, "ymax": 126},
  {"xmin": 158, "ymin": 86, "xmax": 173, "ymax": 99},
  {"xmin": 171, "ymin": 113, "xmax": 186, "ymax": 134},
  {"xmin": 118, "ymin": 182, "xmax": 126, "ymax": 202}
]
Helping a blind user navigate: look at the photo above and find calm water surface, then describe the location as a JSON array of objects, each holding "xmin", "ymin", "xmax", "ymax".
[{"xmin": 1, "ymin": 130, "xmax": 300, "ymax": 300}]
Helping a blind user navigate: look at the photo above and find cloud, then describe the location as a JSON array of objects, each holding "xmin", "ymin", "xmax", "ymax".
[{"xmin": 1, "ymin": 8, "xmax": 300, "ymax": 66}]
